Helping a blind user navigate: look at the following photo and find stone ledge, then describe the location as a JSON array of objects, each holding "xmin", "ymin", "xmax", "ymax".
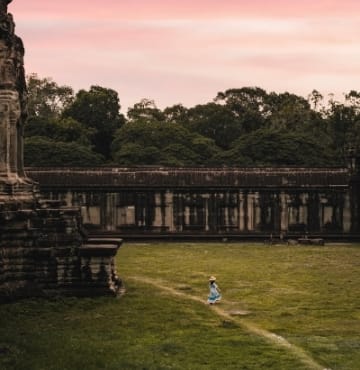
[
  {"xmin": 79, "ymin": 243, "xmax": 121, "ymax": 257},
  {"xmin": 87, "ymin": 238, "xmax": 123, "ymax": 248},
  {"xmin": 297, "ymin": 238, "xmax": 325, "ymax": 246}
]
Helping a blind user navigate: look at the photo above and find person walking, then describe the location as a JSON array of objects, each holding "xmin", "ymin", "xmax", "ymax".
[{"xmin": 207, "ymin": 276, "xmax": 221, "ymax": 304}]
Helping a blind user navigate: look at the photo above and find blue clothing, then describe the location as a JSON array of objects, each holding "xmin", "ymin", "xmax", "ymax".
[{"xmin": 207, "ymin": 282, "xmax": 221, "ymax": 304}]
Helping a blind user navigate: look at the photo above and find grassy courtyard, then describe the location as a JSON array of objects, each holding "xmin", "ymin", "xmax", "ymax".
[{"xmin": 1, "ymin": 242, "xmax": 359, "ymax": 369}]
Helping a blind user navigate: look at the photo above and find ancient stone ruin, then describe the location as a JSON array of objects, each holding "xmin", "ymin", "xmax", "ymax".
[
  {"xmin": 0, "ymin": 0, "xmax": 122, "ymax": 301},
  {"xmin": 27, "ymin": 162, "xmax": 360, "ymax": 241}
]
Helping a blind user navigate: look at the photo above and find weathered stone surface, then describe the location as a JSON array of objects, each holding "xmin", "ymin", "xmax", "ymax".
[
  {"xmin": 0, "ymin": 201, "xmax": 123, "ymax": 301},
  {"xmin": 26, "ymin": 165, "xmax": 360, "ymax": 239},
  {"xmin": 27, "ymin": 166, "xmax": 350, "ymax": 188},
  {"xmin": 0, "ymin": 1, "xmax": 122, "ymax": 302}
]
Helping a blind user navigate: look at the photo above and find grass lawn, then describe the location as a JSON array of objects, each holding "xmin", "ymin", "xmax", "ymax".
[{"xmin": 1, "ymin": 242, "xmax": 359, "ymax": 369}]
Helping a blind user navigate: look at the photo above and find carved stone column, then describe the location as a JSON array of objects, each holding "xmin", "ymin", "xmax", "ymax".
[
  {"xmin": 0, "ymin": 0, "xmax": 35, "ymax": 204},
  {"xmin": 0, "ymin": 90, "xmax": 19, "ymax": 178},
  {"xmin": 280, "ymin": 192, "xmax": 289, "ymax": 232},
  {"xmin": 164, "ymin": 190, "xmax": 174, "ymax": 232},
  {"xmin": 238, "ymin": 191, "xmax": 245, "ymax": 231}
]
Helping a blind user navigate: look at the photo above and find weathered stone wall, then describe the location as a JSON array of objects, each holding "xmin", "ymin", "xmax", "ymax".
[
  {"xmin": 0, "ymin": 1, "xmax": 122, "ymax": 301},
  {"xmin": 27, "ymin": 167, "xmax": 359, "ymax": 238},
  {"xmin": 0, "ymin": 199, "xmax": 122, "ymax": 301},
  {"xmin": 349, "ymin": 156, "xmax": 360, "ymax": 233}
]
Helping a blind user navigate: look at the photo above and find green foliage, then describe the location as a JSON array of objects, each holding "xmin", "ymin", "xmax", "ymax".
[
  {"xmin": 113, "ymin": 143, "xmax": 161, "ymax": 165},
  {"xmin": 24, "ymin": 136, "xmax": 105, "ymax": 166},
  {"xmin": 163, "ymin": 104, "xmax": 189, "ymax": 124},
  {"xmin": 215, "ymin": 87, "xmax": 268, "ymax": 133},
  {"xmin": 25, "ymin": 116, "xmax": 94, "ymax": 146},
  {"xmin": 26, "ymin": 73, "xmax": 74, "ymax": 119},
  {"xmin": 223, "ymin": 128, "xmax": 335, "ymax": 166},
  {"xmin": 127, "ymin": 98, "xmax": 165, "ymax": 123},
  {"xmin": 267, "ymin": 92, "xmax": 312, "ymax": 130},
  {"xmin": 186, "ymin": 103, "xmax": 241, "ymax": 149},
  {"xmin": 162, "ymin": 143, "xmax": 200, "ymax": 165},
  {"xmin": 112, "ymin": 120, "xmax": 220, "ymax": 166},
  {"xmin": 63, "ymin": 85, "xmax": 125, "ymax": 159},
  {"xmin": 326, "ymin": 97, "xmax": 360, "ymax": 161},
  {"xmin": 215, "ymin": 87, "xmax": 269, "ymax": 117},
  {"xmin": 23, "ymin": 74, "xmax": 360, "ymax": 167},
  {"xmin": 24, "ymin": 75, "xmax": 106, "ymax": 166}
]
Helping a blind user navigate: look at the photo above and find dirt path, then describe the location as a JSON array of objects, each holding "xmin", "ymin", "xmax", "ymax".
[{"xmin": 128, "ymin": 276, "xmax": 330, "ymax": 370}]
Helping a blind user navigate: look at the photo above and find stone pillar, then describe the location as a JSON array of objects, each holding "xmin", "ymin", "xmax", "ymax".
[
  {"xmin": 349, "ymin": 153, "xmax": 360, "ymax": 233},
  {"xmin": 184, "ymin": 205, "xmax": 190, "ymax": 227},
  {"xmin": 104, "ymin": 193, "xmax": 117, "ymax": 231},
  {"xmin": 0, "ymin": 92, "xmax": 10, "ymax": 176},
  {"xmin": 350, "ymin": 180, "xmax": 360, "ymax": 233},
  {"xmin": 280, "ymin": 192, "xmax": 289, "ymax": 232},
  {"xmin": 238, "ymin": 191, "xmax": 245, "ymax": 231},
  {"xmin": 247, "ymin": 193, "xmax": 256, "ymax": 231},
  {"xmin": 254, "ymin": 192, "xmax": 261, "ymax": 231},
  {"xmin": 174, "ymin": 193, "xmax": 184, "ymax": 232},
  {"xmin": 246, "ymin": 193, "xmax": 252, "ymax": 231},
  {"xmin": 299, "ymin": 193, "xmax": 308, "ymax": 226},
  {"xmin": 164, "ymin": 190, "xmax": 174, "ymax": 232},
  {"xmin": 0, "ymin": 90, "xmax": 20, "ymax": 180},
  {"xmin": 204, "ymin": 194, "xmax": 210, "ymax": 231},
  {"xmin": 0, "ymin": 0, "xmax": 35, "ymax": 202},
  {"xmin": 153, "ymin": 192, "xmax": 163, "ymax": 228}
]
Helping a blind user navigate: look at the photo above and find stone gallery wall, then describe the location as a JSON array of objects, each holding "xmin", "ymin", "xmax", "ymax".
[{"xmin": 27, "ymin": 167, "xmax": 360, "ymax": 238}]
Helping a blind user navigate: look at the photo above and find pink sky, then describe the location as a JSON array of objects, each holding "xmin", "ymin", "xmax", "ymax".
[{"xmin": 10, "ymin": 0, "xmax": 360, "ymax": 113}]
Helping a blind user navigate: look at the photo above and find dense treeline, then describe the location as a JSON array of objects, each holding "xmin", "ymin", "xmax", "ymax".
[{"xmin": 24, "ymin": 74, "xmax": 360, "ymax": 167}]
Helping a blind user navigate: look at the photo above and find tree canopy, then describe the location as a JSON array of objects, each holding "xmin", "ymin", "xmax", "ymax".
[
  {"xmin": 111, "ymin": 120, "xmax": 220, "ymax": 166},
  {"xmin": 26, "ymin": 73, "xmax": 74, "ymax": 119},
  {"xmin": 23, "ymin": 74, "xmax": 360, "ymax": 167},
  {"xmin": 63, "ymin": 85, "xmax": 125, "ymax": 159},
  {"xmin": 24, "ymin": 137, "xmax": 104, "ymax": 167}
]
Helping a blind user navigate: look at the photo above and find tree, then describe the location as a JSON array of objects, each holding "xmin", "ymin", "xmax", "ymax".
[
  {"xmin": 24, "ymin": 137, "xmax": 105, "ymax": 166},
  {"xmin": 63, "ymin": 85, "xmax": 125, "ymax": 159},
  {"xmin": 24, "ymin": 75, "xmax": 103, "ymax": 166},
  {"xmin": 344, "ymin": 91, "xmax": 360, "ymax": 150},
  {"xmin": 221, "ymin": 128, "xmax": 335, "ymax": 166},
  {"xmin": 26, "ymin": 73, "xmax": 74, "ymax": 119},
  {"xmin": 308, "ymin": 89, "xmax": 324, "ymax": 112},
  {"xmin": 215, "ymin": 87, "xmax": 268, "ymax": 133},
  {"xmin": 326, "ymin": 98, "xmax": 360, "ymax": 162},
  {"xmin": 163, "ymin": 104, "xmax": 189, "ymax": 124},
  {"xmin": 111, "ymin": 120, "xmax": 220, "ymax": 166},
  {"xmin": 345, "ymin": 90, "xmax": 360, "ymax": 111},
  {"xmin": 266, "ymin": 92, "xmax": 326, "ymax": 136},
  {"xmin": 25, "ymin": 116, "xmax": 94, "ymax": 146},
  {"xmin": 184, "ymin": 103, "xmax": 241, "ymax": 150},
  {"xmin": 127, "ymin": 99, "xmax": 165, "ymax": 123},
  {"xmin": 215, "ymin": 87, "xmax": 268, "ymax": 115}
]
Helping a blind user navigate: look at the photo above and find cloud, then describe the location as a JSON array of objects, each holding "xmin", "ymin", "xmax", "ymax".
[{"xmin": 10, "ymin": 0, "xmax": 360, "ymax": 110}]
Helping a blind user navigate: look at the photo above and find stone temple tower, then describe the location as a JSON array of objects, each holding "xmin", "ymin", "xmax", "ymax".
[
  {"xmin": 0, "ymin": 0, "xmax": 123, "ymax": 301},
  {"xmin": 0, "ymin": 0, "xmax": 36, "ymax": 205}
]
